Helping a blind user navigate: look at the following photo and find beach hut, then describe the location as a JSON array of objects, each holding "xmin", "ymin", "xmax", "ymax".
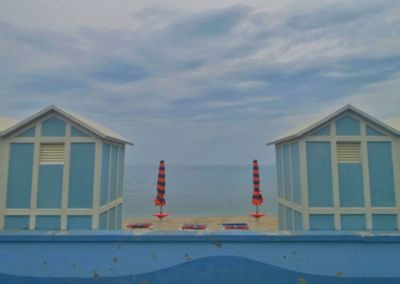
[
  {"xmin": 268, "ymin": 105, "xmax": 400, "ymax": 231},
  {"xmin": 0, "ymin": 105, "xmax": 133, "ymax": 230}
]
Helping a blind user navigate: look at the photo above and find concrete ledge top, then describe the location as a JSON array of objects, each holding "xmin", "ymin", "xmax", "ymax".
[{"xmin": 0, "ymin": 230, "xmax": 400, "ymax": 243}]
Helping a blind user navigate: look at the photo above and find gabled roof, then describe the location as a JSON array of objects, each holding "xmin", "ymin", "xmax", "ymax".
[
  {"xmin": 267, "ymin": 104, "xmax": 400, "ymax": 145},
  {"xmin": 0, "ymin": 105, "xmax": 133, "ymax": 145}
]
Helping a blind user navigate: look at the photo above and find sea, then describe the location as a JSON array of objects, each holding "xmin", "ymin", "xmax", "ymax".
[{"xmin": 123, "ymin": 164, "xmax": 277, "ymax": 218}]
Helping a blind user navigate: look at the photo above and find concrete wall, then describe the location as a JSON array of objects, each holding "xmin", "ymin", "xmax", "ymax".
[
  {"xmin": 0, "ymin": 111, "xmax": 125, "ymax": 230},
  {"xmin": 277, "ymin": 110, "xmax": 400, "ymax": 231},
  {"xmin": 0, "ymin": 231, "xmax": 399, "ymax": 283}
]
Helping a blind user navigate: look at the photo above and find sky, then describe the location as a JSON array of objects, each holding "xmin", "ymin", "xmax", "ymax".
[{"xmin": 0, "ymin": 0, "xmax": 399, "ymax": 165}]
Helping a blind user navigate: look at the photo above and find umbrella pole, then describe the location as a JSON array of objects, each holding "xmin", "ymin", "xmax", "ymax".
[
  {"xmin": 160, "ymin": 206, "xmax": 163, "ymax": 215},
  {"xmin": 256, "ymin": 205, "xmax": 259, "ymax": 214}
]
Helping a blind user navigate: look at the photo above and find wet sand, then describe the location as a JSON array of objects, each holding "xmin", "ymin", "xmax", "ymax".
[{"xmin": 123, "ymin": 215, "xmax": 278, "ymax": 232}]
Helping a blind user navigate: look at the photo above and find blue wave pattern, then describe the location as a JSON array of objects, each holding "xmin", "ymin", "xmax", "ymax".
[{"xmin": 1, "ymin": 256, "xmax": 399, "ymax": 284}]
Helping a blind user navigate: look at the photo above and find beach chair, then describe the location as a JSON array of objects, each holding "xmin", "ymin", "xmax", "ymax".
[
  {"xmin": 126, "ymin": 223, "xmax": 153, "ymax": 229},
  {"xmin": 181, "ymin": 224, "xmax": 207, "ymax": 230},
  {"xmin": 222, "ymin": 223, "xmax": 249, "ymax": 230}
]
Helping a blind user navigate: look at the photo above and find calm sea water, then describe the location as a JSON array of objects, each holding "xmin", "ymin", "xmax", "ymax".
[{"xmin": 123, "ymin": 164, "xmax": 277, "ymax": 217}]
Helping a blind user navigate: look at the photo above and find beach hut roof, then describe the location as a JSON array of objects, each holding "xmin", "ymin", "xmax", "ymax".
[
  {"xmin": 0, "ymin": 105, "xmax": 133, "ymax": 145},
  {"xmin": 267, "ymin": 104, "xmax": 400, "ymax": 145}
]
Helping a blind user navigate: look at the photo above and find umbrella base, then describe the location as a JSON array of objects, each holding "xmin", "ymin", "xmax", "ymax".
[
  {"xmin": 250, "ymin": 212, "xmax": 265, "ymax": 218},
  {"xmin": 153, "ymin": 212, "xmax": 169, "ymax": 219}
]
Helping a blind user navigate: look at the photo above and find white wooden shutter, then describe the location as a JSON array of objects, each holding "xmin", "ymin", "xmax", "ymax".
[
  {"xmin": 40, "ymin": 144, "xmax": 65, "ymax": 164},
  {"xmin": 337, "ymin": 142, "xmax": 361, "ymax": 163}
]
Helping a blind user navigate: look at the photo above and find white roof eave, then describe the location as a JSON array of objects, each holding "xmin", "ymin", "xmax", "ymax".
[
  {"xmin": 0, "ymin": 105, "xmax": 134, "ymax": 145},
  {"xmin": 267, "ymin": 104, "xmax": 400, "ymax": 145}
]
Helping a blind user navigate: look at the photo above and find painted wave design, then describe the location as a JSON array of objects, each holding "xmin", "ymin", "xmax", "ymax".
[{"xmin": 1, "ymin": 256, "xmax": 399, "ymax": 284}]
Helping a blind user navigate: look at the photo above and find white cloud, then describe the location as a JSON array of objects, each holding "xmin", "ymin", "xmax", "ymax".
[{"xmin": 0, "ymin": 0, "xmax": 399, "ymax": 164}]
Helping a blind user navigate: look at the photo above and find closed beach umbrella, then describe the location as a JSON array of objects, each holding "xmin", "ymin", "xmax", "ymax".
[
  {"xmin": 154, "ymin": 160, "xmax": 168, "ymax": 218},
  {"xmin": 251, "ymin": 160, "xmax": 264, "ymax": 217}
]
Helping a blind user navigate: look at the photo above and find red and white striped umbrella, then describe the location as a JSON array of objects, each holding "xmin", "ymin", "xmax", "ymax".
[
  {"xmin": 153, "ymin": 160, "xmax": 168, "ymax": 219},
  {"xmin": 251, "ymin": 160, "xmax": 264, "ymax": 218}
]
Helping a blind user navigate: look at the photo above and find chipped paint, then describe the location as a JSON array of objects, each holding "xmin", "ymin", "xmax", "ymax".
[
  {"xmin": 297, "ymin": 276, "xmax": 307, "ymax": 284},
  {"xmin": 211, "ymin": 241, "xmax": 222, "ymax": 248},
  {"xmin": 185, "ymin": 253, "xmax": 192, "ymax": 261}
]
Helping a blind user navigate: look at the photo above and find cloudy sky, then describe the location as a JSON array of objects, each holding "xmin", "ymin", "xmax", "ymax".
[{"xmin": 0, "ymin": 0, "xmax": 399, "ymax": 165}]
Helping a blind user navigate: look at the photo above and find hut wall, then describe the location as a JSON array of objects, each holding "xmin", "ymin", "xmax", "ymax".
[
  {"xmin": 276, "ymin": 142, "xmax": 302, "ymax": 230},
  {"xmin": 98, "ymin": 142, "xmax": 124, "ymax": 230}
]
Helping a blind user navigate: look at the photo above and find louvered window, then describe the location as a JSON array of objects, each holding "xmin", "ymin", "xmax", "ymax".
[
  {"xmin": 337, "ymin": 142, "xmax": 361, "ymax": 163},
  {"xmin": 40, "ymin": 143, "xmax": 65, "ymax": 164}
]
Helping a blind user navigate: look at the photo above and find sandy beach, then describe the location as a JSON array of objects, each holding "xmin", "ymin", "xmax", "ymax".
[{"xmin": 123, "ymin": 215, "xmax": 278, "ymax": 232}]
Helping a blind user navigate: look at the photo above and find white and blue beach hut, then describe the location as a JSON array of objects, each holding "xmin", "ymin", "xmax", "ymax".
[
  {"xmin": 0, "ymin": 105, "xmax": 132, "ymax": 230},
  {"xmin": 268, "ymin": 105, "xmax": 400, "ymax": 231}
]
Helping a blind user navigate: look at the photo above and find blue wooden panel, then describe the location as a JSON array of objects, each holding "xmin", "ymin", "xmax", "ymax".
[
  {"xmin": 372, "ymin": 214, "xmax": 397, "ymax": 231},
  {"xmin": 276, "ymin": 145, "xmax": 284, "ymax": 199},
  {"xmin": 4, "ymin": 216, "xmax": 29, "ymax": 230},
  {"xmin": 117, "ymin": 147, "xmax": 125, "ymax": 198},
  {"xmin": 310, "ymin": 214, "xmax": 334, "ymax": 230},
  {"xmin": 7, "ymin": 143, "xmax": 34, "ymax": 208},
  {"xmin": 278, "ymin": 204, "xmax": 285, "ymax": 230},
  {"xmin": 68, "ymin": 143, "xmax": 95, "ymax": 208},
  {"xmin": 311, "ymin": 124, "xmax": 330, "ymax": 136},
  {"xmin": 109, "ymin": 145, "xmax": 118, "ymax": 202},
  {"xmin": 291, "ymin": 142, "xmax": 301, "ymax": 205},
  {"xmin": 306, "ymin": 142, "xmax": 333, "ymax": 207},
  {"xmin": 41, "ymin": 116, "xmax": 66, "ymax": 137},
  {"xmin": 341, "ymin": 214, "xmax": 366, "ymax": 230},
  {"xmin": 67, "ymin": 216, "xmax": 92, "ymax": 230},
  {"xmin": 116, "ymin": 204, "xmax": 122, "ymax": 229},
  {"xmin": 37, "ymin": 165, "xmax": 63, "ymax": 208},
  {"xmin": 294, "ymin": 211, "xmax": 303, "ymax": 230},
  {"xmin": 16, "ymin": 127, "xmax": 35, "ymax": 137},
  {"xmin": 335, "ymin": 115, "xmax": 360, "ymax": 135},
  {"xmin": 109, "ymin": 207, "xmax": 116, "ymax": 230},
  {"xmin": 99, "ymin": 212, "xmax": 107, "ymax": 230},
  {"xmin": 366, "ymin": 125, "xmax": 385, "ymax": 136},
  {"xmin": 338, "ymin": 163, "xmax": 364, "ymax": 207},
  {"xmin": 36, "ymin": 216, "xmax": 60, "ymax": 230},
  {"xmin": 100, "ymin": 144, "xmax": 110, "ymax": 206},
  {"xmin": 368, "ymin": 142, "xmax": 395, "ymax": 207},
  {"xmin": 71, "ymin": 127, "xmax": 89, "ymax": 137},
  {"xmin": 285, "ymin": 207, "xmax": 293, "ymax": 230},
  {"xmin": 283, "ymin": 144, "xmax": 292, "ymax": 202}
]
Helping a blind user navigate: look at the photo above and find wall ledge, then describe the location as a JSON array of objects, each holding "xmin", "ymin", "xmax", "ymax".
[{"xmin": 0, "ymin": 230, "xmax": 399, "ymax": 243}]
